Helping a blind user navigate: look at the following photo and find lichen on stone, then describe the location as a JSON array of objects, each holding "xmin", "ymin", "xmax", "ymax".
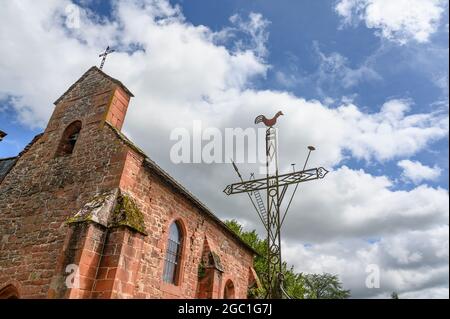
[
  {"xmin": 109, "ymin": 193, "xmax": 147, "ymax": 235},
  {"xmin": 66, "ymin": 190, "xmax": 117, "ymax": 226},
  {"xmin": 66, "ymin": 189, "xmax": 147, "ymax": 235}
]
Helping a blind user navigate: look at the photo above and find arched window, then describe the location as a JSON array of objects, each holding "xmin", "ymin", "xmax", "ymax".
[
  {"xmin": 0, "ymin": 284, "xmax": 19, "ymax": 299},
  {"xmin": 224, "ymin": 279, "xmax": 235, "ymax": 299},
  {"xmin": 163, "ymin": 221, "xmax": 183, "ymax": 285},
  {"xmin": 56, "ymin": 121, "xmax": 82, "ymax": 157}
]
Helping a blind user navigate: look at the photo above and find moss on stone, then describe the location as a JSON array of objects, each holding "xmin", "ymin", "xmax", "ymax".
[
  {"xmin": 65, "ymin": 190, "xmax": 147, "ymax": 235},
  {"xmin": 66, "ymin": 211, "xmax": 94, "ymax": 224},
  {"xmin": 110, "ymin": 194, "xmax": 147, "ymax": 235},
  {"xmin": 66, "ymin": 214, "xmax": 89, "ymax": 224},
  {"xmin": 198, "ymin": 260, "xmax": 206, "ymax": 278}
]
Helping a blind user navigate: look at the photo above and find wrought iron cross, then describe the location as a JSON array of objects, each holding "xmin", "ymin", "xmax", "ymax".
[
  {"xmin": 224, "ymin": 112, "xmax": 328, "ymax": 299},
  {"xmin": 98, "ymin": 46, "xmax": 115, "ymax": 70}
]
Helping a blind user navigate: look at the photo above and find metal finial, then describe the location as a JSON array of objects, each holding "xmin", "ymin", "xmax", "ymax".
[{"xmin": 98, "ymin": 46, "xmax": 115, "ymax": 70}]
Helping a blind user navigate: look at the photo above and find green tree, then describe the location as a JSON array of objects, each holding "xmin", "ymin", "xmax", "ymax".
[
  {"xmin": 225, "ymin": 219, "xmax": 268, "ymax": 297},
  {"xmin": 225, "ymin": 219, "xmax": 350, "ymax": 299},
  {"xmin": 391, "ymin": 291, "xmax": 399, "ymax": 299},
  {"xmin": 302, "ymin": 273, "xmax": 351, "ymax": 299},
  {"xmin": 282, "ymin": 265, "xmax": 307, "ymax": 298}
]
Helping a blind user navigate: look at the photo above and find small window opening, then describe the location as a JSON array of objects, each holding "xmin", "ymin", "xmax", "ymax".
[{"xmin": 56, "ymin": 121, "xmax": 82, "ymax": 157}]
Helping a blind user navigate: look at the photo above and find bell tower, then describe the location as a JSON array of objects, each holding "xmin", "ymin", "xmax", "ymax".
[{"xmin": 43, "ymin": 66, "xmax": 133, "ymax": 157}]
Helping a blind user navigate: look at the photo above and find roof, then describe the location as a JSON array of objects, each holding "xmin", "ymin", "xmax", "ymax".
[
  {"xmin": 0, "ymin": 133, "xmax": 43, "ymax": 182},
  {"xmin": 0, "ymin": 157, "xmax": 16, "ymax": 181},
  {"xmin": 106, "ymin": 122, "xmax": 259, "ymax": 256},
  {"xmin": 53, "ymin": 66, "xmax": 134, "ymax": 105}
]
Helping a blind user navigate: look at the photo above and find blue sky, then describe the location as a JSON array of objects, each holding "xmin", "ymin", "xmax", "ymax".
[
  {"xmin": 174, "ymin": 0, "xmax": 450, "ymax": 190},
  {"xmin": 2, "ymin": 0, "xmax": 448, "ymax": 189},
  {"xmin": 0, "ymin": 0, "xmax": 448, "ymax": 298}
]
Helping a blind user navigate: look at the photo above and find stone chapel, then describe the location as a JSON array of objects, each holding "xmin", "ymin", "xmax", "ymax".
[{"xmin": 0, "ymin": 66, "xmax": 259, "ymax": 299}]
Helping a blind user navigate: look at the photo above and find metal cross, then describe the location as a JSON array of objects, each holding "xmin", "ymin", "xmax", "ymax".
[
  {"xmin": 98, "ymin": 46, "xmax": 115, "ymax": 70},
  {"xmin": 224, "ymin": 112, "xmax": 328, "ymax": 299}
]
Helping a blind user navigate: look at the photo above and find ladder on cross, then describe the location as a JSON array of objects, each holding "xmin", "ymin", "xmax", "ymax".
[{"xmin": 250, "ymin": 173, "xmax": 268, "ymax": 229}]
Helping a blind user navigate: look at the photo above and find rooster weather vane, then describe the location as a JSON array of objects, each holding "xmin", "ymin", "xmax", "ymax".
[
  {"xmin": 254, "ymin": 111, "xmax": 284, "ymax": 127},
  {"xmin": 224, "ymin": 110, "xmax": 328, "ymax": 299}
]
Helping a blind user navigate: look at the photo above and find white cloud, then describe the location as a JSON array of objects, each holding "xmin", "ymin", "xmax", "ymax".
[
  {"xmin": 398, "ymin": 159, "xmax": 442, "ymax": 184},
  {"xmin": 228, "ymin": 12, "xmax": 270, "ymax": 59},
  {"xmin": 273, "ymin": 166, "xmax": 449, "ymax": 242},
  {"xmin": 0, "ymin": 0, "xmax": 448, "ymax": 298},
  {"xmin": 314, "ymin": 42, "xmax": 382, "ymax": 89},
  {"xmin": 0, "ymin": 0, "xmax": 268, "ymax": 128},
  {"xmin": 283, "ymin": 225, "xmax": 449, "ymax": 298},
  {"xmin": 274, "ymin": 71, "xmax": 298, "ymax": 88},
  {"xmin": 339, "ymin": 99, "xmax": 448, "ymax": 162},
  {"xmin": 335, "ymin": 0, "xmax": 448, "ymax": 44},
  {"xmin": 1, "ymin": 1, "xmax": 445, "ymax": 162}
]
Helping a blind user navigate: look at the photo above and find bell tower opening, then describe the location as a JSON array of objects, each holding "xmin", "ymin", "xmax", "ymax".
[{"xmin": 55, "ymin": 121, "xmax": 82, "ymax": 157}]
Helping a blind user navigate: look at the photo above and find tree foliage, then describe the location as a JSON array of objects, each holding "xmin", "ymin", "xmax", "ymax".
[
  {"xmin": 225, "ymin": 219, "xmax": 351, "ymax": 299},
  {"xmin": 302, "ymin": 273, "xmax": 351, "ymax": 299},
  {"xmin": 391, "ymin": 291, "xmax": 399, "ymax": 299}
]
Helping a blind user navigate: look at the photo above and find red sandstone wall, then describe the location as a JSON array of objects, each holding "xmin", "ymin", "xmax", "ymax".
[
  {"xmin": 0, "ymin": 68, "xmax": 255, "ymax": 299},
  {"xmin": 0, "ymin": 69, "xmax": 129, "ymax": 298},
  {"xmin": 105, "ymin": 87, "xmax": 130, "ymax": 131},
  {"xmin": 119, "ymin": 149, "xmax": 255, "ymax": 299}
]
